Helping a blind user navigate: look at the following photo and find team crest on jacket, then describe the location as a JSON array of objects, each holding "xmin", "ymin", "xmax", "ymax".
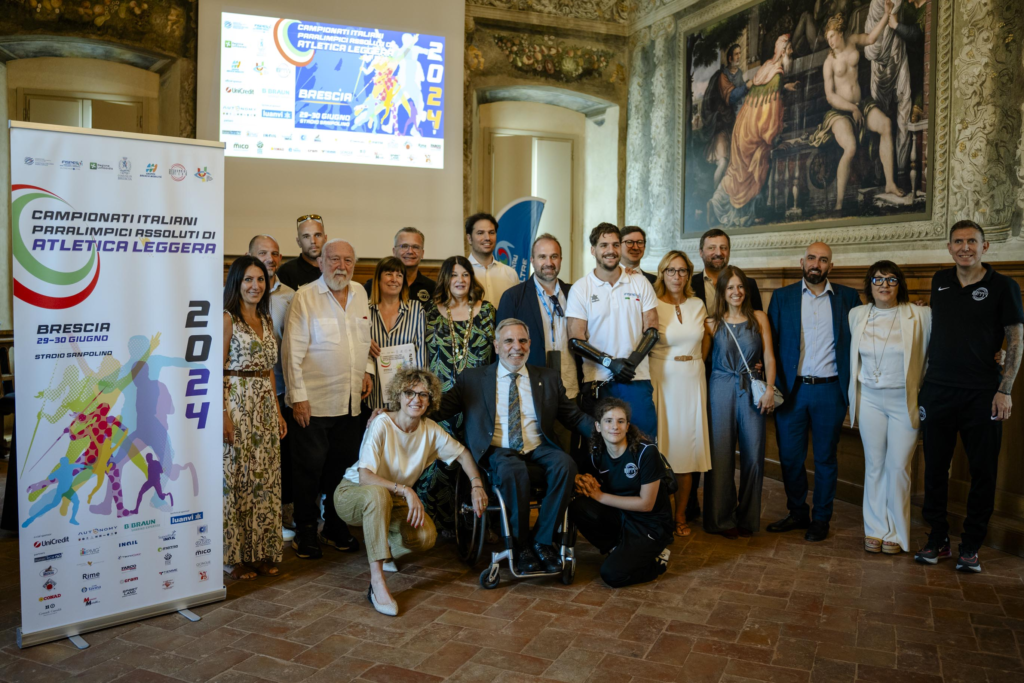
[
  {"xmin": 624, "ymin": 463, "xmax": 638, "ymax": 478},
  {"xmin": 972, "ymin": 287, "xmax": 988, "ymax": 301}
]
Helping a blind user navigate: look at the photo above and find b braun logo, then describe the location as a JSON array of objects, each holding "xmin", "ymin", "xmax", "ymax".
[
  {"xmin": 118, "ymin": 540, "xmax": 138, "ymax": 548},
  {"xmin": 125, "ymin": 520, "xmax": 156, "ymax": 531}
]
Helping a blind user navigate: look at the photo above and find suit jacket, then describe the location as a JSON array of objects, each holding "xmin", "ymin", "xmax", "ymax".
[
  {"xmin": 693, "ymin": 271, "xmax": 764, "ymax": 312},
  {"xmin": 435, "ymin": 362, "xmax": 593, "ymax": 463},
  {"xmin": 496, "ymin": 276, "xmax": 582, "ymax": 384},
  {"xmin": 848, "ymin": 303, "xmax": 932, "ymax": 429},
  {"xmin": 766, "ymin": 280, "xmax": 862, "ymax": 403}
]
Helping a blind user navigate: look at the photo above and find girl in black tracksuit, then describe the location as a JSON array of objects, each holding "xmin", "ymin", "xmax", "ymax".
[{"xmin": 571, "ymin": 397, "xmax": 674, "ymax": 587}]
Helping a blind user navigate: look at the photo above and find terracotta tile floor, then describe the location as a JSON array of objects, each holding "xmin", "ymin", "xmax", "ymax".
[{"xmin": 1, "ymin": 468, "xmax": 1023, "ymax": 683}]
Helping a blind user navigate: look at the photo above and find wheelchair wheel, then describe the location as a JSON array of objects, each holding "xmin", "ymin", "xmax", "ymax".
[
  {"xmin": 454, "ymin": 470, "xmax": 486, "ymax": 566},
  {"xmin": 480, "ymin": 565, "xmax": 500, "ymax": 589},
  {"xmin": 561, "ymin": 558, "xmax": 575, "ymax": 585}
]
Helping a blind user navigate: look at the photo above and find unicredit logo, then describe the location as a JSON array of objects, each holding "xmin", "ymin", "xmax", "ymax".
[{"xmin": 34, "ymin": 536, "xmax": 69, "ymax": 548}]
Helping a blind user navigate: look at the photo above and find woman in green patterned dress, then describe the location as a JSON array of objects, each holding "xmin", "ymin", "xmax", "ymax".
[
  {"xmin": 417, "ymin": 255, "xmax": 496, "ymax": 535},
  {"xmin": 222, "ymin": 256, "xmax": 287, "ymax": 581}
]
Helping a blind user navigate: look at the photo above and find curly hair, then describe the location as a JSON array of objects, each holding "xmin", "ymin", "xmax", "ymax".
[
  {"xmin": 825, "ymin": 13, "xmax": 845, "ymax": 36},
  {"xmin": 589, "ymin": 397, "xmax": 648, "ymax": 457},
  {"xmin": 386, "ymin": 366, "xmax": 443, "ymax": 413}
]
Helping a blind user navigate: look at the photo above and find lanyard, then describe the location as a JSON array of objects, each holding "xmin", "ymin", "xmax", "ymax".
[{"xmin": 535, "ymin": 281, "xmax": 562, "ymax": 345}]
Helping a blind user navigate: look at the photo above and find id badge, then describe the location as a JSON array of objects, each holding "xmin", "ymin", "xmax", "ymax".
[{"xmin": 546, "ymin": 349, "xmax": 561, "ymax": 370}]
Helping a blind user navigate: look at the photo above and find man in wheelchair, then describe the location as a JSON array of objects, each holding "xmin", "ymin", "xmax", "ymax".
[{"xmin": 435, "ymin": 318, "xmax": 593, "ymax": 573}]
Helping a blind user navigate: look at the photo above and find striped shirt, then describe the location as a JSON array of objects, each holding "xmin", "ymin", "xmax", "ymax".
[{"xmin": 367, "ymin": 299, "xmax": 426, "ymax": 409}]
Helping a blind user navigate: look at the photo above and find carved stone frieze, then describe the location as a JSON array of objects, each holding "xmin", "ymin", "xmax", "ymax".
[
  {"xmin": 466, "ymin": 0, "xmax": 629, "ymax": 24},
  {"xmin": 948, "ymin": 0, "xmax": 1023, "ymax": 240}
]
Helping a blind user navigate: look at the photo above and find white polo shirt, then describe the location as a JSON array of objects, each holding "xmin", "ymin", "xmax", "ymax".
[
  {"xmin": 469, "ymin": 252, "xmax": 520, "ymax": 305},
  {"xmin": 565, "ymin": 267, "xmax": 658, "ymax": 383}
]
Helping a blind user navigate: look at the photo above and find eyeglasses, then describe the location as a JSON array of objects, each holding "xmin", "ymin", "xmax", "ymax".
[
  {"xmin": 663, "ymin": 268, "xmax": 689, "ymax": 277},
  {"xmin": 622, "ymin": 239, "xmax": 646, "ymax": 248},
  {"xmin": 396, "ymin": 243, "xmax": 423, "ymax": 252},
  {"xmin": 296, "ymin": 214, "xmax": 323, "ymax": 226},
  {"xmin": 871, "ymin": 276, "xmax": 900, "ymax": 287},
  {"xmin": 402, "ymin": 389, "xmax": 431, "ymax": 401}
]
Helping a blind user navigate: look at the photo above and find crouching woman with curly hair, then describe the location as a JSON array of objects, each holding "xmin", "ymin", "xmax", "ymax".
[
  {"xmin": 570, "ymin": 397, "xmax": 674, "ymax": 588},
  {"xmin": 334, "ymin": 366, "xmax": 488, "ymax": 616}
]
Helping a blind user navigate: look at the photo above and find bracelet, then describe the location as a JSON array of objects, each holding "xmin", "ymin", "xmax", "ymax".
[
  {"xmin": 471, "ymin": 485, "xmax": 484, "ymax": 490},
  {"xmin": 393, "ymin": 481, "xmax": 399, "ymax": 494},
  {"xmin": 997, "ymin": 390, "xmax": 1011, "ymax": 396},
  {"xmin": 470, "ymin": 476, "xmax": 481, "ymax": 482}
]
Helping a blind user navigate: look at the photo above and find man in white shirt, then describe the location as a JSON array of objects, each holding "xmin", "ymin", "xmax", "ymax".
[
  {"xmin": 283, "ymin": 239, "xmax": 374, "ymax": 559},
  {"xmin": 566, "ymin": 223, "xmax": 661, "ymax": 444},
  {"xmin": 466, "ymin": 212, "xmax": 520, "ymax": 305},
  {"xmin": 249, "ymin": 234, "xmax": 297, "ymax": 538}
]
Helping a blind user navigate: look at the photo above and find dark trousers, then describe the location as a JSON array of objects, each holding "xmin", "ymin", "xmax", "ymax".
[
  {"xmin": 291, "ymin": 414, "xmax": 362, "ymax": 537},
  {"xmin": 487, "ymin": 444, "xmax": 576, "ymax": 547},
  {"xmin": 919, "ymin": 382, "xmax": 1002, "ymax": 552},
  {"xmin": 570, "ymin": 496, "xmax": 666, "ymax": 588},
  {"xmin": 276, "ymin": 395, "xmax": 295, "ymax": 506},
  {"xmin": 773, "ymin": 381, "xmax": 847, "ymax": 522}
]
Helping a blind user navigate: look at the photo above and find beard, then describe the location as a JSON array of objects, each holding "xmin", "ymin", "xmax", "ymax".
[
  {"xmin": 324, "ymin": 269, "xmax": 350, "ymax": 291},
  {"xmin": 703, "ymin": 255, "xmax": 727, "ymax": 272},
  {"xmin": 802, "ymin": 265, "xmax": 828, "ymax": 285},
  {"xmin": 596, "ymin": 253, "xmax": 620, "ymax": 272}
]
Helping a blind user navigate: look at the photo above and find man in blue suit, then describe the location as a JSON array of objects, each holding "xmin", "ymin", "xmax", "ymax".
[
  {"xmin": 496, "ymin": 234, "xmax": 582, "ymax": 452},
  {"xmin": 766, "ymin": 242, "xmax": 862, "ymax": 542}
]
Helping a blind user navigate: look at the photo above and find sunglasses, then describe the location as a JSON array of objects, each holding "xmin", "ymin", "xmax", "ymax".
[
  {"xmin": 296, "ymin": 214, "xmax": 324, "ymax": 226},
  {"xmin": 871, "ymin": 276, "xmax": 900, "ymax": 287}
]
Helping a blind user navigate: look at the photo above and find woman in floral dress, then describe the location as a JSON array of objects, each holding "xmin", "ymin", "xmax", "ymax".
[
  {"xmin": 415, "ymin": 255, "xmax": 496, "ymax": 535},
  {"xmin": 222, "ymin": 256, "xmax": 287, "ymax": 580}
]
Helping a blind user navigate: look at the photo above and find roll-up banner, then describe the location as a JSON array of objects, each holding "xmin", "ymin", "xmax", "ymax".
[{"xmin": 10, "ymin": 122, "xmax": 226, "ymax": 648}]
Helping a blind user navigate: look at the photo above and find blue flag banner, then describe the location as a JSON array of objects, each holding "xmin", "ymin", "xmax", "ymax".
[{"xmin": 495, "ymin": 197, "xmax": 546, "ymax": 282}]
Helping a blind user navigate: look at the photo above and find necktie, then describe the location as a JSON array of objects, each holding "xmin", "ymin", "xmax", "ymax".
[
  {"xmin": 549, "ymin": 295, "xmax": 564, "ymax": 318},
  {"xmin": 507, "ymin": 372, "xmax": 524, "ymax": 452}
]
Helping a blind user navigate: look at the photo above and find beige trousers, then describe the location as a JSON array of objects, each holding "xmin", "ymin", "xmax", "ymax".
[{"xmin": 334, "ymin": 479, "xmax": 437, "ymax": 562}]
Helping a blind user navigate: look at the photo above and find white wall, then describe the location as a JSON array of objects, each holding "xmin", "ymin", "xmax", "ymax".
[
  {"xmin": 583, "ymin": 106, "xmax": 619, "ymax": 278},
  {"xmin": 196, "ymin": 0, "xmax": 465, "ymax": 258}
]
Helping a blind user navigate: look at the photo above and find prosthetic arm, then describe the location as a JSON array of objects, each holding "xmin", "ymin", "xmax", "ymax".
[{"xmin": 568, "ymin": 327, "xmax": 659, "ymax": 383}]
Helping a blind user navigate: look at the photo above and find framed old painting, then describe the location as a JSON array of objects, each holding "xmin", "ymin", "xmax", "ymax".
[{"xmin": 682, "ymin": 0, "xmax": 935, "ymax": 233}]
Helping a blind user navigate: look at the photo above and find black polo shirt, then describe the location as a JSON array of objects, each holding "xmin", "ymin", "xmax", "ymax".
[
  {"xmin": 276, "ymin": 255, "xmax": 322, "ymax": 291},
  {"xmin": 363, "ymin": 271, "xmax": 437, "ymax": 305},
  {"xmin": 925, "ymin": 264, "xmax": 1024, "ymax": 390},
  {"xmin": 592, "ymin": 443, "xmax": 673, "ymax": 544}
]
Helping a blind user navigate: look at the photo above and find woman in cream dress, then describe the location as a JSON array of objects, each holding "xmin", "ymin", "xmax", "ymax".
[{"xmin": 649, "ymin": 250, "xmax": 712, "ymax": 537}]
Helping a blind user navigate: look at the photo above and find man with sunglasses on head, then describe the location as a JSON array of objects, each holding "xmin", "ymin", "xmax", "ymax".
[
  {"xmin": 619, "ymin": 226, "xmax": 657, "ymax": 285},
  {"xmin": 496, "ymin": 234, "xmax": 582, "ymax": 452},
  {"xmin": 363, "ymin": 227, "xmax": 437, "ymax": 306},
  {"xmin": 277, "ymin": 214, "xmax": 328, "ymax": 291}
]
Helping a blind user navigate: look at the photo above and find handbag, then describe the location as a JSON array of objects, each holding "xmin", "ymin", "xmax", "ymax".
[{"xmin": 721, "ymin": 320, "xmax": 784, "ymax": 409}]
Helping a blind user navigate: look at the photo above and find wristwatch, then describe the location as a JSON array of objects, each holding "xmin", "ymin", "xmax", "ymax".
[{"xmin": 601, "ymin": 356, "xmax": 612, "ymax": 368}]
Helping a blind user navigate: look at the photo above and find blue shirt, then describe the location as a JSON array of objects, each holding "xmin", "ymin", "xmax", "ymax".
[{"xmin": 798, "ymin": 280, "xmax": 837, "ymax": 378}]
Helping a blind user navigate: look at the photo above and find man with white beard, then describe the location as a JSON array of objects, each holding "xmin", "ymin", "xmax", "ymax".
[
  {"xmin": 283, "ymin": 239, "xmax": 374, "ymax": 560},
  {"xmin": 708, "ymin": 34, "xmax": 799, "ymax": 227}
]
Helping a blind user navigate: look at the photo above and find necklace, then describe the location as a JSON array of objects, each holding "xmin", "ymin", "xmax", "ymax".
[
  {"xmin": 446, "ymin": 305, "xmax": 475, "ymax": 372},
  {"xmin": 869, "ymin": 307, "xmax": 898, "ymax": 382}
]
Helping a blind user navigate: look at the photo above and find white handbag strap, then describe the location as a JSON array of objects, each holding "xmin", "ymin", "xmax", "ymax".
[{"xmin": 721, "ymin": 319, "xmax": 756, "ymax": 378}]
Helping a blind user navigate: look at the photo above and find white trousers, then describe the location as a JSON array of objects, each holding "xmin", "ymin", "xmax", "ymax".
[{"xmin": 858, "ymin": 385, "xmax": 919, "ymax": 551}]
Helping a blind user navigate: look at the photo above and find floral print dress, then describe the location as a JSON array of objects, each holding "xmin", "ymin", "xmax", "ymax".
[
  {"xmin": 415, "ymin": 301, "xmax": 496, "ymax": 534},
  {"xmin": 223, "ymin": 312, "xmax": 283, "ymax": 565}
]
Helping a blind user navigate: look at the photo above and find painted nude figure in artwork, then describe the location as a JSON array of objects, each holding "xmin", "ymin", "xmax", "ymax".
[{"xmin": 810, "ymin": 2, "xmax": 905, "ymax": 210}]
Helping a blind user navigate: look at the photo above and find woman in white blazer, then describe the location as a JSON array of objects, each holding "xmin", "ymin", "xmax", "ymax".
[{"xmin": 848, "ymin": 261, "xmax": 931, "ymax": 554}]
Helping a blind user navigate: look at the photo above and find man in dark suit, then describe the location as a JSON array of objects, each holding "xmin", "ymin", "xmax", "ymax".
[
  {"xmin": 436, "ymin": 318, "xmax": 593, "ymax": 574},
  {"xmin": 766, "ymin": 242, "xmax": 862, "ymax": 542},
  {"xmin": 496, "ymin": 234, "xmax": 582, "ymax": 451}
]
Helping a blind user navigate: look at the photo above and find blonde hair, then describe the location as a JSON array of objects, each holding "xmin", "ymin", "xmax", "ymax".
[{"xmin": 653, "ymin": 250, "xmax": 696, "ymax": 298}]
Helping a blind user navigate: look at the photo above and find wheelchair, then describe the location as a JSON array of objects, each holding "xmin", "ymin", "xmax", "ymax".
[{"xmin": 453, "ymin": 461, "xmax": 577, "ymax": 589}]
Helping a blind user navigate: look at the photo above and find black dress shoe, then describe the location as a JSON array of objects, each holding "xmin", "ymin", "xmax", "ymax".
[
  {"xmin": 766, "ymin": 513, "xmax": 811, "ymax": 533},
  {"xmin": 804, "ymin": 520, "xmax": 830, "ymax": 542},
  {"xmin": 517, "ymin": 547, "xmax": 542, "ymax": 573},
  {"xmin": 532, "ymin": 542, "xmax": 562, "ymax": 573}
]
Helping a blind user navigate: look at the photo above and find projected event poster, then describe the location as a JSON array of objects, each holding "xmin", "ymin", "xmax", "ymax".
[{"xmin": 220, "ymin": 12, "xmax": 445, "ymax": 169}]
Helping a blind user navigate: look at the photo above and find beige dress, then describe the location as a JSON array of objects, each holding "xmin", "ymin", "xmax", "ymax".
[{"xmin": 649, "ymin": 298, "xmax": 712, "ymax": 474}]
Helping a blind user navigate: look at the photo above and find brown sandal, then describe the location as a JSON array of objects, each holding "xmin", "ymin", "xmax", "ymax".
[
  {"xmin": 864, "ymin": 537, "xmax": 882, "ymax": 554},
  {"xmin": 254, "ymin": 562, "xmax": 280, "ymax": 576},
  {"xmin": 675, "ymin": 521, "xmax": 692, "ymax": 537},
  {"xmin": 225, "ymin": 564, "xmax": 257, "ymax": 581}
]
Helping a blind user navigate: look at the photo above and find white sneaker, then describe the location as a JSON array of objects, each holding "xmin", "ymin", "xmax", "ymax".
[
  {"xmin": 282, "ymin": 528, "xmax": 296, "ymax": 542},
  {"xmin": 383, "ymin": 560, "xmax": 398, "ymax": 573},
  {"xmin": 656, "ymin": 548, "xmax": 671, "ymax": 567}
]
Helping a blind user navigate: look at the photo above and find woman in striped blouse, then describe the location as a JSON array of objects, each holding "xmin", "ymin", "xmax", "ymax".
[{"xmin": 366, "ymin": 257, "xmax": 426, "ymax": 411}]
